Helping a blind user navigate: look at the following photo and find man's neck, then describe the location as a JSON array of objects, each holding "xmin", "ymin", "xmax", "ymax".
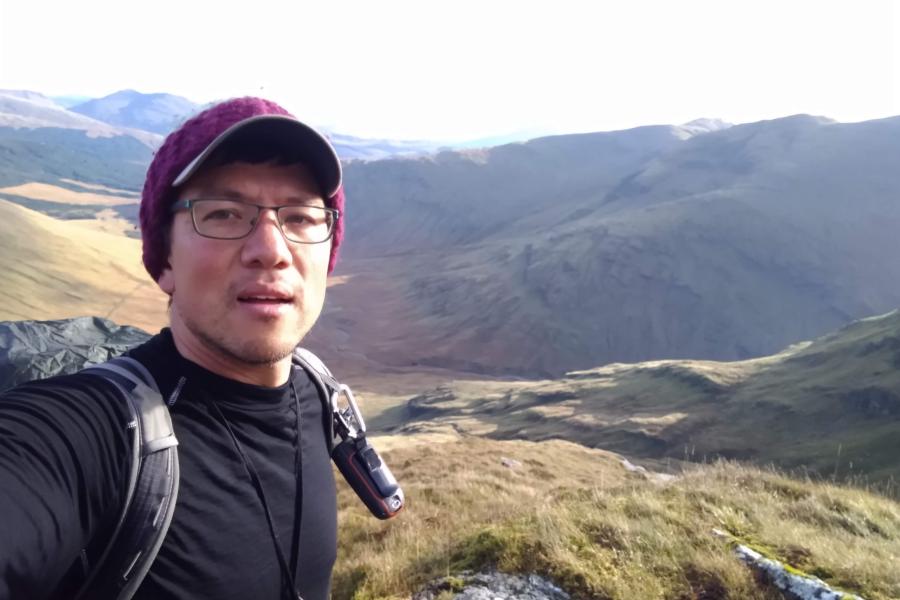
[{"xmin": 167, "ymin": 321, "xmax": 292, "ymax": 388}]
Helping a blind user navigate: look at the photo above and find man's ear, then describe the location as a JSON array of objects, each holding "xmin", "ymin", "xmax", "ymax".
[
  {"xmin": 157, "ymin": 218, "xmax": 176, "ymax": 295},
  {"xmin": 157, "ymin": 264, "xmax": 175, "ymax": 295}
]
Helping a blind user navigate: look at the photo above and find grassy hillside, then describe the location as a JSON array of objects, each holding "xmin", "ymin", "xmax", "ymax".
[
  {"xmin": 371, "ymin": 310, "xmax": 900, "ymax": 489},
  {"xmin": 0, "ymin": 126, "xmax": 150, "ymax": 189},
  {"xmin": 332, "ymin": 436, "xmax": 900, "ymax": 599},
  {"xmin": 0, "ymin": 199, "xmax": 167, "ymax": 332}
]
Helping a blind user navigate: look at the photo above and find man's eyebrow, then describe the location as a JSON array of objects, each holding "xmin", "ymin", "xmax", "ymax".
[
  {"xmin": 185, "ymin": 187, "xmax": 245, "ymax": 199},
  {"xmin": 210, "ymin": 188, "xmax": 246, "ymax": 199},
  {"xmin": 282, "ymin": 194, "xmax": 326, "ymax": 205},
  {"xmin": 193, "ymin": 188, "xmax": 325, "ymax": 204}
]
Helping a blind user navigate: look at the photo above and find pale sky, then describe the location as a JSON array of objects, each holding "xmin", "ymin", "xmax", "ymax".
[{"xmin": 0, "ymin": 0, "xmax": 897, "ymax": 141}]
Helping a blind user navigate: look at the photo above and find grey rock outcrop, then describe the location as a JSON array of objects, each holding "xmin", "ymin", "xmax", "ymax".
[
  {"xmin": 713, "ymin": 530, "xmax": 865, "ymax": 600},
  {"xmin": 413, "ymin": 571, "xmax": 570, "ymax": 600}
]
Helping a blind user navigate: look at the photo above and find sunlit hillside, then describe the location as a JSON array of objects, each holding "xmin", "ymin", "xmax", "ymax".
[
  {"xmin": 0, "ymin": 181, "xmax": 138, "ymax": 205},
  {"xmin": 0, "ymin": 199, "xmax": 167, "ymax": 332}
]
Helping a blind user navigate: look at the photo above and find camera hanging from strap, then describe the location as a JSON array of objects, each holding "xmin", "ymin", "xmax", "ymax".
[{"xmin": 292, "ymin": 349, "xmax": 405, "ymax": 520}]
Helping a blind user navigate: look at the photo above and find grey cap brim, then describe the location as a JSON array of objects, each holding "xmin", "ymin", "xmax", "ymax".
[{"xmin": 172, "ymin": 114, "xmax": 343, "ymax": 197}]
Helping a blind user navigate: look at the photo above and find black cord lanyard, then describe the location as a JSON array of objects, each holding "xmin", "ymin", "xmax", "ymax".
[{"xmin": 206, "ymin": 379, "xmax": 304, "ymax": 600}]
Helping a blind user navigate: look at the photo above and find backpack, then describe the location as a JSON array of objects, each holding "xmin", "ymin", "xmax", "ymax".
[{"xmin": 69, "ymin": 348, "xmax": 403, "ymax": 600}]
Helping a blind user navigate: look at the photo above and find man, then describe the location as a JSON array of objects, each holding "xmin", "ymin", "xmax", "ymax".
[{"xmin": 0, "ymin": 97, "xmax": 345, "ymax": 599}]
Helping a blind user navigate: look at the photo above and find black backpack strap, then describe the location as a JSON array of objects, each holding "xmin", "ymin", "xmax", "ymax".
[
  {"xmin": 293, "ymin": 348, "xmax": 340, "ymax": 452},
  {"xmin": 293, "ymin": 348, "xmax": 368, "ymax": 447},
  {"xmin": 293, "ymin": 348, "xmax": 337, "ymax": 388},
  {"xmin": 78, "ymin": 356, "xmax": 180, "ymax": 600}
]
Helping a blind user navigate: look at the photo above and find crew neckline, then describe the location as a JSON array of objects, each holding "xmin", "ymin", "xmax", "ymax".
[{"xmin": 128, "ymin": 328, "xmax": 300, "ymax": 412}]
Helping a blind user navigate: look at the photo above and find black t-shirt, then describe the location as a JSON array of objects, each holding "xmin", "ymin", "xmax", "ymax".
[{"xmin": 0, "ymin": 329, "xmax": 337, "ymax": 600}]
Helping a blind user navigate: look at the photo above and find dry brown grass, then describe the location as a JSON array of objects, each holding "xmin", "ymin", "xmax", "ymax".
[
  {"xmin": 58, "ymin": 178, "xmax": 140, "ymax": 196},
  {"xmin": 333, "ymin": 435, "xmax": 900, "ymax": 600},
  {"xmin": 0, "ymin": 200, "xmax": 167, "ymax": 332},
  {"xmin": 69, "ymin": 208, "xmax": 138, "ymax": 237},
  {"xmin": 0, "ymin": 182, "xmax": 137, "ymax": 205}
]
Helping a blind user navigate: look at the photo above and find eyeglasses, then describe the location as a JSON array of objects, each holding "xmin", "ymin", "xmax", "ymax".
[{"xmin": 170, "ymin": 198, "xmax": 340, "ymax": 244}]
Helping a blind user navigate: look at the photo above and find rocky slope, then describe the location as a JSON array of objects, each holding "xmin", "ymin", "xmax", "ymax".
[{"xmin": 385, "ymin": 309, "xmax": 900, "ymax": 485}]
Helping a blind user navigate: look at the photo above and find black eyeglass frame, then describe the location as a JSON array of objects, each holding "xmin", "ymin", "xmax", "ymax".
[{"xmin": 170, "ymin": 198, "xmax": 341, "ymax": 244}]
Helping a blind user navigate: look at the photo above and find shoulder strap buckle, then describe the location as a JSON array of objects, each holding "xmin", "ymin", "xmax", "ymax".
[
  {"xmin": 331, "ymin": 383, "xmax": 366, "ymax": 440},
  {"xmin": 292, "ymin": 347, "xmax": 352, "ymax": 447}
]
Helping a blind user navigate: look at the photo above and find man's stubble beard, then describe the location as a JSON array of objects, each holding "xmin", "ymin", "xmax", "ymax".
[
  {"xmin": 181, "ymin": 299, "xmax": 311, "ymax": 367},
  {"xmin": 190, "ymin": 320, "xmax": 298, "ymax": 366}
]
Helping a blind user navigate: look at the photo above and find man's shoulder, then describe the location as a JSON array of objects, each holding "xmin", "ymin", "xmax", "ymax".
[
  {"xmin": 4, "ymin": 368, "xmax": 119, "ymax": 397},
  {"xmin": 1, "ymin": 366, "xmax": 136, "ymax": 432}
]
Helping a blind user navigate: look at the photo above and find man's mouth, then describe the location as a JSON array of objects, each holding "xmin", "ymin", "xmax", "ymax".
[
  {"xmin": 235, "ymin": 284, "xmax": 296, "ymax": 316},
  {"xmin": 238, "ymin": 295, "xmax": 293, "ymax": 304}
]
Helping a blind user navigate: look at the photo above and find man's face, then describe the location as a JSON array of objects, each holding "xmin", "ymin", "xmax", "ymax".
[{"xmin": 158, "ymin": 161, "xmax": 331, "ymax": 370}]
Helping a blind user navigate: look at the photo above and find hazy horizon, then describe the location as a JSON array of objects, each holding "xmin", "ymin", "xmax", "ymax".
[{"xmin": 1, "ymin": 0, "xmax": 897, "ymax": 141}]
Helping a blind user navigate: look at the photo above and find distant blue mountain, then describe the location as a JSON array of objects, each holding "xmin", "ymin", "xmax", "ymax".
[
  {"xmin": 50, "ymin": 95, "xmax": 93, "ymax": 109},
  {"xmin": 70, "ymin": 90, "xmax": 199, "ymax": 135},
  {"xmin": 324, "ymin": 131, "xmax": 441, "ymax": 161}
]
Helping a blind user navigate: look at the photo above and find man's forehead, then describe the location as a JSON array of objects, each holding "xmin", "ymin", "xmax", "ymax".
[{"xmin": 179, "ymin": 161, "xmax": 325, "ymax": 202}]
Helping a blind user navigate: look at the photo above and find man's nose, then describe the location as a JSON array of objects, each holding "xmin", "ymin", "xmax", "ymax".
[{"xmin": 241, "ymin": 208, "xmax": 293, "ymax": 268}]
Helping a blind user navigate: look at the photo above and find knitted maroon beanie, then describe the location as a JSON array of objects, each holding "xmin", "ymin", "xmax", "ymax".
[{"xmin": 140, "ymin": 97, "xmax": 345, "ymax": 280}]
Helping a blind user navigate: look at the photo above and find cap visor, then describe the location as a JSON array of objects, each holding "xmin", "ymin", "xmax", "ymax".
[{"xmin": 172, "ymin": 114, "xmax": 342, "ymax": 196}]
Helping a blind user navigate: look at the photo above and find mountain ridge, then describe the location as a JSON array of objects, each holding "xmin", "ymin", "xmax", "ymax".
[
  {"xmin": 70, "ymin": 89, "xmax": 200, "ymax": 135},
  {"xmin": 0, "ymin": 90, "xmax": 162, "ymax": 148},
  {"xmin": 3, "ymin": 90, "xmax": 900, "ymax": 378}
]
